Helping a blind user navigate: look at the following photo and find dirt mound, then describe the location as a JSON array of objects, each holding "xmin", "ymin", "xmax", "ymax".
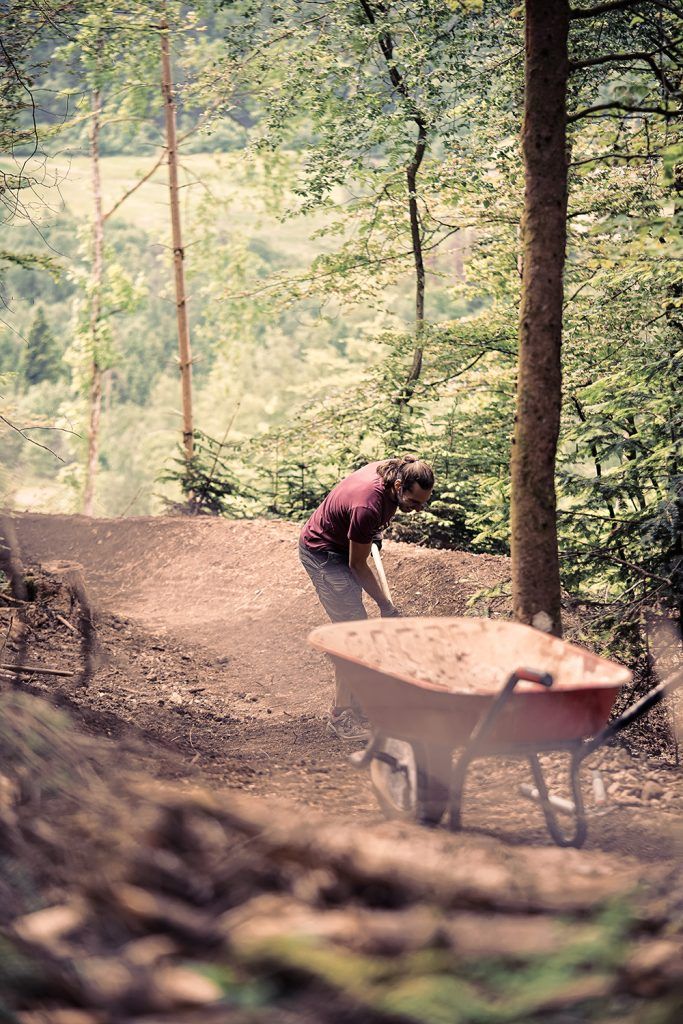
[
  {"xmin": 4, "ymin": 516, "xmax": 681, "ymax": 856},
  {"xmin": 11, "ymin": 513, "xmax": 510, "ymax": 717}
]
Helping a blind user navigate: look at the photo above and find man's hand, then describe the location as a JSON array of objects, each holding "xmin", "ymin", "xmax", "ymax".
[{"xmin": 380, "ymin": 602, "xmax": 401, "ymax": 618}]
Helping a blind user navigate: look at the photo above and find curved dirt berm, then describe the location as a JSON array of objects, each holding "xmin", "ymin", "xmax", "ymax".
[{"xmin": 12, "ymin": 513, "xmax": 510, "ymax": 714}]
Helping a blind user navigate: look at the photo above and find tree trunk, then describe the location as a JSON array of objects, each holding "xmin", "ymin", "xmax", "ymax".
[
  {"xmin": 668, "ymin": 163, "xmax": 682, "ymax": 634},
  {"xmin": 83, "ymin": 89, "xmax": 104, "ymax": 518},
  {"xmin": 510, "ymin": 0, "xmax": 569, "ymax": 637},
  {"xmin": 357, "ymin": 0, "xmax": 426, "ymax": 416},
  {"xmin": 402, "ymin": 116, "xmax": 427, "ymax": 393},
  {"xmin": 161, "ymin": 21, "xmax": 193, "ymax": 463}
]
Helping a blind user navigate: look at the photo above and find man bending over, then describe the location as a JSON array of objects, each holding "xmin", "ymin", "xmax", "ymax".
[{"xmin": 299, "ymin": 455, "xmax": 434, "ymax": 740}]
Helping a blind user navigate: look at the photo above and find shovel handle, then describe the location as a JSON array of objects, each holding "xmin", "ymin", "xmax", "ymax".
[{"xmin": 371, "ymin": 543, "xmax": 392, "ymax": 605}]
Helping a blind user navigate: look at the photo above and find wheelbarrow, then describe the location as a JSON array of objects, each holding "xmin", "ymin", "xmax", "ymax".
[{"xmin": 308, "ymin": 617, "xmax": 682, "ymax": 848}]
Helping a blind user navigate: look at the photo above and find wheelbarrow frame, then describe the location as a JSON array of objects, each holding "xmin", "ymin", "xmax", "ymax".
[
  {"xmin": 350, "ymin": 668, "xmax": 681, "ymax": 847},
  {"xmin": 309, "ymin": 617, "xmax": 682, "ymax": 848}
]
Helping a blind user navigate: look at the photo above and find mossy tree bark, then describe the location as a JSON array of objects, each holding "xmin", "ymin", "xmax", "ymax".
[{"xmin": 511, "ymin": 0, "xmax": 569, "ymax": 637}]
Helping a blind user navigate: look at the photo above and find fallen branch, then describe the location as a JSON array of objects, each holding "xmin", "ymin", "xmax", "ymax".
[
  {"xmin": 54, "ymin": 613, "xmax": 78, "ymax": 635},
  {"xmin": 0, "ymin": 516, "xmax": 29, "ymax": 683},
  {"xmin": 0, "ymin": 662, "xmax": 75, "ymax": 678}
]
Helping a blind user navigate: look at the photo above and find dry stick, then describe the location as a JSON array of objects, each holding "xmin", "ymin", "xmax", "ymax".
[
  {"xmin": 0, "ymin": 614, "xmax": 12, "ymax": 659},
  {"xmin": 118, "ymin": 485, "xmax": 145, "ymax": 518},
  {"xmin": 63, "ymin": 566, "xmax": 98, "ymax": 687},
  {"xmin": 0, "ymin": 515, "xmax": 28, "ymax": 685},
  {"xmin": 54, "ymin": 612, "xmax": 78, "ymax": 635},
  {"xmin": 0, "ymin": 414, "xmax": 66, "ymax": 460},
  {"xmin": 0, "ymin": 662, "xmax": 75, "ymax": 678}
]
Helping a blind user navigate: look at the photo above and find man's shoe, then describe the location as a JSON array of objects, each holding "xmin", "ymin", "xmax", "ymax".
[{"xmin": 327, "ymin": 707, "xmax": 371, "ymax": 742}]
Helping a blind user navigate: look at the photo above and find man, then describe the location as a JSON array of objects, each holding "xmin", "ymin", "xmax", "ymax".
[{"xmin": 299, "ymin": 455, "xmax": 434, "ymax": 740}]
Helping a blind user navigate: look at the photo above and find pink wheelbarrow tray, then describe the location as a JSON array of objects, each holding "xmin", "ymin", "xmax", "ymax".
[{"xmin": 308, "ymin": 617, "xmax": 682, "ymax": 848}]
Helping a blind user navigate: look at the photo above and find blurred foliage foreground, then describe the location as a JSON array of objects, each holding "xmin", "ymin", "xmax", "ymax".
[{"xmin": 1, "ymin": 685, "xmax": 683, "ymax": 1024}]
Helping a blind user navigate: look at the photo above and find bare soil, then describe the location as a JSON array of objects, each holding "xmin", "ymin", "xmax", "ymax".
[
  {"xmin": 8, "ymin": 513, "xmax": 682, "ymax": 860},
  {"xmin": 3, "ymin": 512, "xmax": 683, "ymax": 1023}
]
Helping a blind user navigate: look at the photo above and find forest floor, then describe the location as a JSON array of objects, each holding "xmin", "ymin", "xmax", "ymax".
[{"xmin": 2, "ymin": 513, "xmax": 683, "ymax": 1023}]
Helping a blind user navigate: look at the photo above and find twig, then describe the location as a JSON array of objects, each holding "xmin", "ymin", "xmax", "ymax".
[
  {"xmin": 54, "ymin": 613, "xmax": 78, "ymax": 634},
  {"xmin": 0, "ymin": 614, "xmax": 12, "ymax": 658},
  {"xmin": 0, "ymin": 414, "xmax": 65, "ymax": 460},
  {"xmin": 0, "ymin": 662, "xmax": 75, "ymax": 677},
  {"xmin": 118, "ymin": 485, "xmax": 145, "ymax": 518},
  {"xmin": 103, "ymin": 148, "xmax": 167, "ymax": 222},
  {"xmin": 192, "ymin": 400, "xmax": 242, "ymax": 514}
]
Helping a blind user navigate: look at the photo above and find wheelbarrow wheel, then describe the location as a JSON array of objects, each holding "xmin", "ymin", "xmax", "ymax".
[{"xmin": 370, "ymin": 737, "xmax": 451, "ymax": 826}]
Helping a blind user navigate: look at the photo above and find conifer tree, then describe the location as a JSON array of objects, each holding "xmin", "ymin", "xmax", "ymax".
[{"xmin": 23, "ymin": 307, "xmax": 63, "ymax": 387}]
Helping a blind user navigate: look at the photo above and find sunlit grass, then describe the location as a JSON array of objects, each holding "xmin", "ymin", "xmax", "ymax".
[{"xmin": 2, "ymin": 151, "xmax": 331, "ymax": 259}]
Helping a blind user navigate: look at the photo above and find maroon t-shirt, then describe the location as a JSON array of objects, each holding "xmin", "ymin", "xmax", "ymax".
[{"xmin": 300, "ymin": 462, "xmax": 398, "ymax": 554}]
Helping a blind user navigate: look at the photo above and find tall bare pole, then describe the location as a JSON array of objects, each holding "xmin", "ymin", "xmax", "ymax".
[
  {"xmin": 83, "ymin": 88, "xmax": 104, "ymax": 517},
  {"xmin": 510, "ymin": 0, "xmax": 569, "ymax": 637},
  {"xmin": 161, "ymin": 19, "xmax": 193, "ymax": 462}
]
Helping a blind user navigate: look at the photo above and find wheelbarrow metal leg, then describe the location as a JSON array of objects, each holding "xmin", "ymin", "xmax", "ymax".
[
  {"xmin": 348, "ymin": 731, "xmax": 384, "ymax": 769},
  {"xmin": 448, "ymin": 667, "xmax": 553, "ymax": 831},
  {"xmin": 528, "ymin": 752, "xmax": 588, "ymax": 848},
  {"xmin": 413, "ymin": 742, "xmax": 452, "ymax": 826}
]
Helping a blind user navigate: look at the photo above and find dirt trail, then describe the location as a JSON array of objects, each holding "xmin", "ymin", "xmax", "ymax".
[
  {"xmin": 13, "ymin": 513, "xmax": 509, "ymax": 716},
  {"xmin": 9, "ymin": 512, "xmax": 683, "ymax": 869}
]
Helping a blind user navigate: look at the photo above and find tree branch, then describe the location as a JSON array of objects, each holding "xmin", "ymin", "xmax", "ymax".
[
  {"xmin": 0, "ymin": 415, "xmax": 65, "ymax": 460},
  {"xmin": 571, "ymin": 49, "xmax": 658, "ymax": 68},
  {"xmin": 568, "ymin": 101, "xmax": 681, "ymax": 122},
  {"xmin": 570, "ymin": 51, "xmax": 678, "ymax": 92},
  {"xmin": 570, "ymin": 0, "xmax": 683, "ymax": 18},
  {"xmin": 570, "ymin": 150, "xmax": 660, "ymax": 167},
  {"xmin": 103, "ymin": 147, "xmax": 167, "ymax": 222}
]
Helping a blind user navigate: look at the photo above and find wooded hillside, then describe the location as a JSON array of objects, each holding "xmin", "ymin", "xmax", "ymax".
[{"xmin": 1, "ymin": 0, "xmax": 681, "ymax": 649}]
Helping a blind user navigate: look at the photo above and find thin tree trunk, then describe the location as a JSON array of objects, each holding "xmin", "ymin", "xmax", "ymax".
[
  {"xmin": 83, "ymin": 89, "xmax": 104, "ymax": 518},
  {"xmin": 358, "ymin": 0, "xmax": 426, "ymax": 411},
  {"xmin": 510, "ymin": 0, "xmax": 569, "ymax": 637},
  {"xmin": 403, "ymin": 115, "xmax": 427, "ymax": 392},
  {"xmin": 161, "ymin": 21, "xmax": 193, "ymax": 463},
  {"xmin": 572, "ymin": 393, "xmax": 626, "ymax": 559},
  {"xmin": 668, "ymin": 163, "xmax": 682, "ymax": 634}
]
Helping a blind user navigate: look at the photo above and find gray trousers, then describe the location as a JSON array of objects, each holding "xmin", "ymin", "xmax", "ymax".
[{"xmin": 299, "ymin": 541, "xmax": 367, "ymax": 709}]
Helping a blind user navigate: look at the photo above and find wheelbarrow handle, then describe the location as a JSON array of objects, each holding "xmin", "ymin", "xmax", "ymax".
[
  {"xmin": 580, "ymin": 668, "xmax": 683, "ymax": 761},
  {"xmin": 512, "ymin": 667, "xmax": 554, "ymax": 688}
]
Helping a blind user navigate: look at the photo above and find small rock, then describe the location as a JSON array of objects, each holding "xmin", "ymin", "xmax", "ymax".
[
  {"xmin": 123, "ymin": 934, "xmax": 177, "ymax": 967},
  {"xmin": 150, "ymin": 966, "xmax": 223, "ymax": 1008},
  {"xmin": 78, "ymin": 957, "xmax": 133, "ymax": 1005},
  {"xmin": 624, "ymin": 939, "xmax": 683, "ymax": 996},
  {"xmin": 640, "ymin": 781, "xmax": 664, "ymax": 801},
  {"xmin": 13, "ymin": 902, "xmax": 85, "ymax": 949}
]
